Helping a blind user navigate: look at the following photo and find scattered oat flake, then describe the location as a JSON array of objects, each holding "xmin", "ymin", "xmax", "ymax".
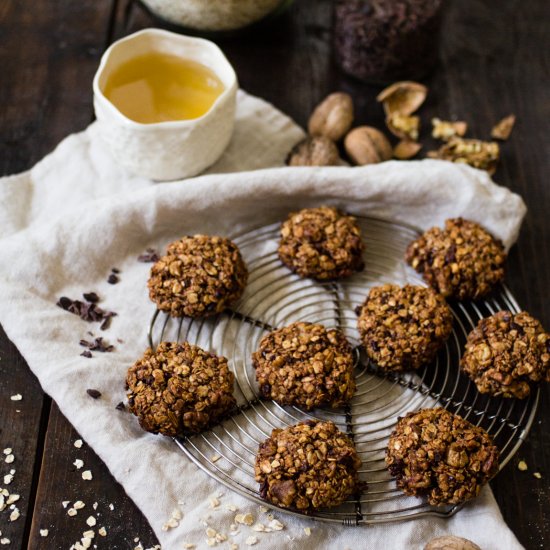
[
  {"xmin": 0, "ymin": 539, "xmax": 10, "ymax": 545},
  {"xmin": 74, "ymin": 459, "xmax": 84, "ymax": 470},
  {"xmin": 62, "ymin": 501, "xmax": 70, "ymax": 508},
  {"xmin": 74, "ymin": 439, "xmax": 83, "ymax": 449},
  {"xmin": 245, "ymin": 536, "xmax": 258, "ymax": 546},
  {"xmin": 206, "ymin": 528, "xmax": 217, "ymax": 538},
  {"xmin": 304, "ymin": 527, "xmax": 311, "ymax": 536},
  {"xmin": 206, "ymin": 539, "xmax": 216, "ymax": 547},
  {"xmin": 109, "ymin": 503, "xmax": 114, "ymax": 511},
  {"xmin": 2, "ymin": 449, "xmax": 11, "ymax": 455},
  {"xmin": 533, "ymin": 472, "xmax": 542, "ymax": 479},
  {"xmin": 235, "ymin": 513, "xmax": 254, "ymax": 526},
  {"xmin": 518, "ymin": 460, "xmax": 528, "ymax": 471},
  {"xmin": 82, "ymin": 470, "xmax": 93, "ymax": 481},
  {"xmin": 251, "ymin": 523, "xmax": 270, "ymax": 532},
  {"xmin": 491, "ymin": 114, "xmax": 516, "ymax": 141},
  {"xmin": 269, "ymin": 519, "xmax": 284, "ymax": 531},
  {"xmin": 259, "ymin": 506, "xmax": 268, "ymax": 513},
  {"xmin": 5, "ymin": 455, "xmax": 14, "ymax": 464},
  {"xmin": 68, "ymin": 508, "xmax": 77, "ymax": 516},
  {"xmin": 40, "ymin": 529, "xmax": 49, "ymax": 537},
  {"xmin": 86, "ymin": 516, "xmax": 97, "ymax": 527},
  {"xmin": 98, "ymin": 527, "xmax": 107, "ymax": 536},
  {"xmin": 183, "ymin": 544, "xmax": 195, "ymax": 549},
  {"xmin": 216, "ymin": 533, "xmax": 227, "ymax": 543},
  {"xmin": 73, "ymin": 501, "xmax": 85, "ymax": 510},
  {"xmin": 6, "ymin": 494, "xmax": 19, "ymax": 505},
  {"xmin": 211, "ymin": 455, "xmax": 221, "ymax": 463},
  {"xmin": 225, "ymin": 504, "xmax": 237, "ymax": 512},
  {"xmin": 209, "ymin": 497, "xmax": 220, "ymax": 509},
  {"xmin": 9, "ymin": 508, "xmax": 20, "ymax": 521},
  {"xmin": 3, "ymin": 474, "xmax": 13, "ymax": 485},
  {"xmin": 10, "ymin": 394, "xmax": 22, "ymax": 401},
  {"xmin": 171, "ymin": 508, "xmax": 182, "ymax": 520},
  {"xmin": 92, "ymin": 502, "xmax": 98, "ymax": 510}
]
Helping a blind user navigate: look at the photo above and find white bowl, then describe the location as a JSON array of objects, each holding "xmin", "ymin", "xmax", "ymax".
[{"xmin": 93, "ymin": 29, "xmax": 238, "ymax": 181}]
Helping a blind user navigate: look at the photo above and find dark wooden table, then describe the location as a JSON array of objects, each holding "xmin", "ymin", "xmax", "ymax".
[{"xmin": 1, "ymin": 1, "xmax": 548, "ymax": 548}]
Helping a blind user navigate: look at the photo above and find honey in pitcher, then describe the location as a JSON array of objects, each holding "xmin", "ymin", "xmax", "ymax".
[{"xmin": 103, "ymin": 51, "xmax": 225, "ymax": 124}]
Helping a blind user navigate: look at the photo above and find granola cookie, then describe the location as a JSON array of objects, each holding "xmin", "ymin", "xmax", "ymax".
[
  {"xmin": 405, "ymin": 218, "xmax": 506, "ymax": 300},
  {"xmin": 255, "ymin": 420, "xmax": 361, "ymax": 511},
  {"xmin": 386, "ymin": 408, "xmax": 499, "ymax": 506},
  {"xmin": 461, "ymin": 311, "xmax": 550, "ymax": 399},
  {"xmin": 252, "ymin": 322, "xmax": 356, "ymax": 410},
  {"xmin": 126, "ymin": 341, "xmax": 236, "ymax": 436},
  {"xmin": 278, "ymin": 206, "xmax": 364, "ymax": 280},
  {"xmin": 356, "ymin": 284, "xmax": 453, "ymax": 372},
  {"xmin": 148, "ymin": 235, "xmax": 248, "ymax": 318}
]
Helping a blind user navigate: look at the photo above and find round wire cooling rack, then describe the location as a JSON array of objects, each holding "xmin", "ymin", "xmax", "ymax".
[{"xmin": 148, "ymin": 215, "xmax": 539, "ymax": 525}]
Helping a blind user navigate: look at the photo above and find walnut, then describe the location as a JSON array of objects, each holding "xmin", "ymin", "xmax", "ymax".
[
  {"xmin": 308, "ymin": 92, "xmax": 354, "ymax": 141},
  {"xmin": 431, "ymin": 118, "xmax": 468, "ymax": 141},
  {"xmin": 344, "ymin": 126, "xmax": 392, "ymax": 165},
  {"xmin": 427, "ymin": 138, "xmax": 500, "ymax": 174},
  {"xmin": 491, "ymin": 114, "xmax": 516, "ymax": 141},
  {"xmin": 386, "ymin": 113, "xmax": 420, "ymax": 141},
  {"xmin": 394, "ymin": 140, "xmax": 422, "ymax": 160},
  {"xmin": 376, "ymin": 81, "xmax": 428, "ymax": 117},
  {"xmin": 286, "ymin": 136, "xmax": 341, "ymax": 166},
  {"xmin": 424, "ymin": 536, "xmax": 481, "ymax": 550}
]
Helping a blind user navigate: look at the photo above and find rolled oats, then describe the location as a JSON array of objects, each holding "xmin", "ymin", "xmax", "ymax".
[
  {"xmin": 278, "ymin": 206, "xmax": 364, "ymax": 281},
  {"xmin": 253, "ymin": 322, "xmax": 356, "ymax": 410},
  {"xmin": 386, "ymin": 408, "xmax": 499, "ymax": 505},
  {"xmin": 127, "ymin": 342, "xmax": 236, "ymax": 436},
  {"xmin": 148, "ymin": 235, "xmax": 248, "ymax": 318},
  {"xmin": 461, "ymin": 311, "xmax": 549, "ymax": 399},
  {"xmin": 405, "ymin": 218, "xmax": 506, "ymax": 300},
  {"xmin": 356, "ymin": 284, "xmax": 453, "ymax": 372},
  {"xmin": 255, "ymin": 420, "xmax": 361, "ymax": 511}
]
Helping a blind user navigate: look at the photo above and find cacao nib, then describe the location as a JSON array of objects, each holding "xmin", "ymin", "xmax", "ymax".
[{"xmin": 137, "ymin": 248, "xmax": 160, "ymax": 263}]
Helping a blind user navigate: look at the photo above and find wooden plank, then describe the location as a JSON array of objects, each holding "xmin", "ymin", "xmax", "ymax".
[
  {"xmin": 28, "ymin": 403, "xmax": 157, "ymax": 549},
  {"xmin": 0, "ymin": 326, "xmax": 47, "ymax": 549}
]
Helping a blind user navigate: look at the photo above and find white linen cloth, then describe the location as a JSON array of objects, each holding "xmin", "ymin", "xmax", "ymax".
[{"xmin": 0, "ymin": 90, "xmax": 526, "ymax": 549}]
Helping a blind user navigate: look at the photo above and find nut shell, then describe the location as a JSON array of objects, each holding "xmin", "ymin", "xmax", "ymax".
[
  {"xmin": 344, "ymin": 126, "xmax": 393, "ymax": 165},
  {"xmin": 308, "ymin": 92, "xmax": 354, "ymax": 141},
  {"xmin": 424, "ymin": 535, "xmax": 481, "ymax": 550},
  {"xmin": 376, "ymin": 81, "xmax": 428, "ymax": 117},
  {"xmin": 286, "ymin": 136, "xmax": 341, "ymax": 167}
]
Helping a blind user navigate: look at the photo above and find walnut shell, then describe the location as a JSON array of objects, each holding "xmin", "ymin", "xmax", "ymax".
[
  {"xmin": 286, "ymin": 136, "xmax": 341, "ymax": 167},
  {"xmin": 424, "ymin": 535, "xmax": 481, "ymax": 550},
  {"xmin": 394, "ymin": 140, "xmax": 422, "ymax": 160},
  {"xmin": 377, "ymin": 81, "xmax": 428, "ymax": 117},
  {"xmin": 308, "ymin": 92, "xmax": 354, "ymax": 141},
  {"xmin": 344, "ymin": 126, "xmax": 392, "ymax": 165}
]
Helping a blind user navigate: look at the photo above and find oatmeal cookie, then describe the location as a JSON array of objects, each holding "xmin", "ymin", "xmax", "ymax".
[
  {"xmin": 148, "ymin": 235, "xmax": 248, "ymax": 318},
  {"xmin": 255, "ymin": 420, "xmax": 361, "ymax": 511},
  {"xmin": 278, "ymin": 206, "xmax": 365, "ymax": 280},
  {"xmin": 386, "ymin": 408, "xmax": 499, "ymax": 506},
  {"xmin": 461, "ymin": 311, "xmax": 550, "ymax": 399},
  {"xmin": 252, "ymin": 322, "xmax": 356, "ymax": 410},
  {"xmin": 356, "ymin": 284, "xmax": 453, "ymax": 372},
  {"xmin": 126, "ymin": 341, "xmax": 236, "ymax": 436},
  {"xmin": 405, "ymin": 218, "xmax": 506, "ymax": 300}
]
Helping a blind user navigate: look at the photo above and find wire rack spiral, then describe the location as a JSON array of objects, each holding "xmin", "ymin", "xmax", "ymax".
[{"xmin": 148, "ymin": 216, "xmax": 538, "ymax": 525}]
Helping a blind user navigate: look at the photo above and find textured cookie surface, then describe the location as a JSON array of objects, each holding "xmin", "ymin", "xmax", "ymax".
[
  {"xmin": 461, "ymin": 311, "xmax": 549, "ymax": 399},
  {"xmin": 405, "ymin": 218, "xmax": 506, "ymax": 300},
  {"xmin": 386, "ymin": 408, "xmax": 499, "ymax": 506},
  {"xmin": 356, "ymin": 284, "xmax": 453, "ymax": 372},
  {"xmin": 278, "ymin": 206, "xmax": 364, "ymax": 280},
  {"xmin": 148, "ymin": 235, "xmax": 248, "ymax": 318},
  {"xmin": 255, "ymin": 420, "xmax": 361, "ymax": 511},
  {"xmin": 253, "ymin": 321, "xmax": 356, "ymax": 410},
  {"xmin": 127, "ymin": 341, "xmax": 236, "ymax": 436}
]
